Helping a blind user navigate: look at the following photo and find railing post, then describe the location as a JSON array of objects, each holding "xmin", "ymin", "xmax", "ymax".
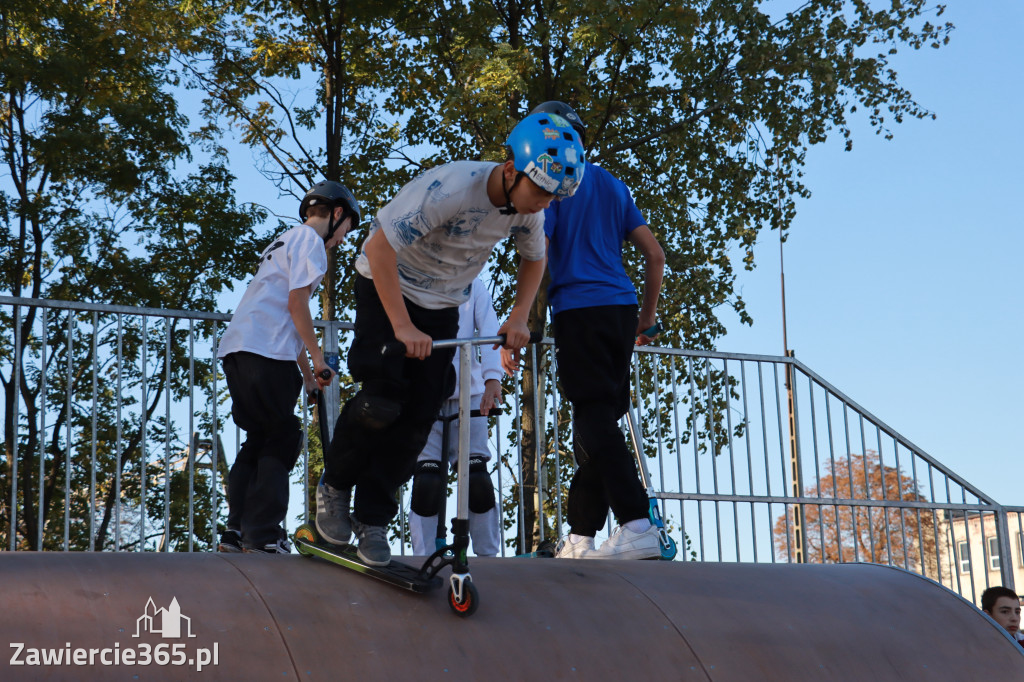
[
  {"xmin": 785, "ymin": 352, "xmax": 806, "ymax": 563},
  {"xmin": 996, "ymin": 506, "xmax": 1015, "ymax": 591}
]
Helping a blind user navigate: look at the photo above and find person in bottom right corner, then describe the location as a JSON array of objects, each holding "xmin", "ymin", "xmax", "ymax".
[
  {"xmin": 503, "ymin": 100, "xmax": 665, "ymax": 561},
  {"xmin": 981, "ymin": 586, "xmax": 1024, "ymax": 648}
]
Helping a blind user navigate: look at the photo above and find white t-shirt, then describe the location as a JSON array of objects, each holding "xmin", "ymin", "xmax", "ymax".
[
  {"xmin": 451, "ymin": 278, "xmax": 503, "ymax": 400},
  {"xmin": 355, "ymin": 161, "xmax": 546, "ymax": 309},
  {"xmin": 218, "ymin": 224, "xmax": 327, "ymax": 361}
]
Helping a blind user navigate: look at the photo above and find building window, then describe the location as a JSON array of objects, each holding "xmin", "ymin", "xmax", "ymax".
[
  {"xmin": 1019, "ymin": 532, "xmax": 1024, "ymax": 567},
  {"xmin": 957, "ymin": 541, "xmax": 970, "ymax": 574},
  {"xmin": 987, "ymin": 537, "xmax": 1001, "ymax": 571}
]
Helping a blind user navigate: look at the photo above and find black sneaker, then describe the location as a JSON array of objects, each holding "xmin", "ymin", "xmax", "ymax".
[
  {"xmin": 242, "ymin": 528, "xmax": 293, "ymax": 554},
  {"xmin": 218, "ymin": 528, "xmax": 243, "ymax": 553}
]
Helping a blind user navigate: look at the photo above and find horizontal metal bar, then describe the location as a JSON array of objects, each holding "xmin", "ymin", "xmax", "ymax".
[
  {"xmin": 788, "ymin": 356, "xmax": 994, "ymax": 503},
  {"xmin": 655, "ymin": 491, "xmax": 1001, "ymax": 513},
  {"xmin": 0, "ymin": 295, "xmax": 232, "ymax": 322},
  {"xmin": 637, "ymin": 345, "xmax": 795, "ymax": 364}
]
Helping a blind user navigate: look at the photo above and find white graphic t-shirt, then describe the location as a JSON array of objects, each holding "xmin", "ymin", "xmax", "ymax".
[
  {"xmin": 218, "ymin": 224, "xmax": 327, "ymax": 361},
  {"xmin": 355, "ymin": 161, "xmax": 546, "ymax": 309}
]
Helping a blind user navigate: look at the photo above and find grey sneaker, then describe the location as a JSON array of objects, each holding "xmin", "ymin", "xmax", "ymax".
[
  {"xmin": 316, "ymin": 478, "xmax": 351, "ymax": 545},
  {"xmin": 353, "ymin": 520, "xmax": 391, "ymax": 567}
]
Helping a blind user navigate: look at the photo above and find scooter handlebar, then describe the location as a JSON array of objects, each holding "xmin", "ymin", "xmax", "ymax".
[{"xmin": 381, "ymin": 332, "xmax": 543, "ymax": 358}]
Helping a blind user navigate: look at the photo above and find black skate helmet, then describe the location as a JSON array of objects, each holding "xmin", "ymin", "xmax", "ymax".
[
  {"xmin": 530, "ymin": 101, "xmax": 586, "ymax": 144},
  {"xmin": 299, "ymin": 180, "xmax": 361, "ymax": 243}
]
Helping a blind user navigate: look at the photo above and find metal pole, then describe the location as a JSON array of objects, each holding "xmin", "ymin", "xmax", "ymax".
[
  {"xmin": 785, "ymin": 355, "xmax": 805, "ymax": 563},
  {"xmin": 778, "ymin": 153, "xmax": 805, "ymax": 563},
  {"xmin": 996, "ymin": 506, "xmax": 1015, "ymax": 591}
]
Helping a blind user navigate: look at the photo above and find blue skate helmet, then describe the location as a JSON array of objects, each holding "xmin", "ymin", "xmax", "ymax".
[
  {"xmin": 501, "ymin": 112, "xmax": 586, "ymax": 213},
  {"xmin": 300, "ymin": 180, "xmax": 361, "ymax": 243}
]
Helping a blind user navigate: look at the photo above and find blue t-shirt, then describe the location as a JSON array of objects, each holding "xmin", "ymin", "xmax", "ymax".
[{"xmin": 544, "ymin": 161, "xmax": 646, "ymax": 314}]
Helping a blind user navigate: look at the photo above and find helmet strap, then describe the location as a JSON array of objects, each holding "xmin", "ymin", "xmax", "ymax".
[
  {"xmin": 323, "ymin": 205, "xmax": 346, "ymax": 244},
  {"xmin": 500, "ymin": 172, "xmax": 524, "ymax": 215}
]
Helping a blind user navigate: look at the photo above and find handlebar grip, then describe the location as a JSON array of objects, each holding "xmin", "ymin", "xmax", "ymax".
[
  {"xmin": 638, "ymin": 322, "xmax": 661, "ymax": 338},
  {"xmin": 497, "ymin": 331, "xmax": 543, "ymax": 346},
  {"xmin": 381, "ymin": 341, "xmax": 406, "ymax": 358},
  {"xmin": 441, "ymin": 408, "xmax": 504, "ymax": 422},
  {"xmin": 470, "ymin": 408, "xmax": 503, "ymax": 418},
  {"xmin": 317, "ymin": 368, "xmax": 333, "ymax": 381}
]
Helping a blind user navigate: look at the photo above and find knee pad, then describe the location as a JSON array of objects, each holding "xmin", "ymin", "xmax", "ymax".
[
  {"xmin": 468, "ymin": 456, "xmax": 495, "ymax": 513},
  {"xmin": 351, "ymin": 389, "xmax": 401, "ymax": 430},
  {"xmin": 410, "ymin": 460, "xmax": 445, "ymax": 516}
]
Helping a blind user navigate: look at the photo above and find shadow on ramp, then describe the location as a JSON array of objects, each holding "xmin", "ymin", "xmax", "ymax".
[{"xmin": 1, "ymin": 553, "xmax": 1021, "ymax": 680}]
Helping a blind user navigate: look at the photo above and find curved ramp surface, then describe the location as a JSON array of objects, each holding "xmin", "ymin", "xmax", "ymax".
[{"xmin": 1, "ymin": 553, "xmax": 1021, "ymax": 680}]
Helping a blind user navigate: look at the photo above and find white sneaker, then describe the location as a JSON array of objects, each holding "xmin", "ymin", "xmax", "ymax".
[
  {"xmin": 554, "ymin": 535, "xmax": 597, "ymax": 559},
  {"xmin": 593, "ymin": 525, "xmax": 661, "ymax": 560}
]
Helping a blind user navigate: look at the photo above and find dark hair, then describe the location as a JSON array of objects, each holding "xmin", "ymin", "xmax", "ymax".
[
  {"xmin": 981, "ymin": 586, "xmax": 1019, "ymax": 613},
  {"xmin": 303, "ymin": 203, "xmax": 333, "ymax": 220}
]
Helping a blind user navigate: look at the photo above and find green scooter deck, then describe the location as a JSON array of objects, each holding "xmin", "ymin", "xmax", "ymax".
[{"xmin": 293, "ymin": 524, "xmax": 441, "ymax": 594}]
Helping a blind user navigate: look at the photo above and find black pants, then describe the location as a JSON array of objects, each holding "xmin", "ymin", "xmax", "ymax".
[
  {"xmin": 325, "ymin": 275, "xmax": 458, "ymax": 526},
  {"xmin": 553, "ymin": 305, "xmax": 648, "ymax": 536},
  {"xmin": 222, "ymin": 352, "xmax": 303, "ymax": 547}
]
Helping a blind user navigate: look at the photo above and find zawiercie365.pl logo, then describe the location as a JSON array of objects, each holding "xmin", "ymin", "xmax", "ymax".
[{"xmin": 9, "ymin": 597, "xmax": 219, "ymax": 672}]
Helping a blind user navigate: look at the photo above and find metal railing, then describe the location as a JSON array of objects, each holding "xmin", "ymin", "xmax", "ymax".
[
  {"xmin": 0, "ymin": 296, "xmax": 1016, "ymax": 603},
  {"xmin": 619, "ymin": 346, "xmax": 1019, "ymax": 601}
]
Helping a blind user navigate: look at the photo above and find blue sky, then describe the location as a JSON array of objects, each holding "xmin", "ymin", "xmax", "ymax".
[{"xmin": 717, "ymin": 1, "xmax": 1023, "ymax": 505}]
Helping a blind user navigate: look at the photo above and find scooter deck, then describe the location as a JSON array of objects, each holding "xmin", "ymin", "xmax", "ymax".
[
  {"xmin": 293, "ymin": 526, "xmax": 442, "ymax": 594},
  {"xmin": 514, "ymin": 540, "xmax": 556, "ymax": 558}
]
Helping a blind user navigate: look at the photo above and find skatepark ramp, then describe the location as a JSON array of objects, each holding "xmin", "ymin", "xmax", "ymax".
[{"xmin": 2, "ymin": 553, "xmax": 1022, "ymax": 680}]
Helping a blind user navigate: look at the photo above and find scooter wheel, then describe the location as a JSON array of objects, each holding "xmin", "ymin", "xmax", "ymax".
[
  {"xmin": 660, "ymin": 535, "xmax": 678, "ymax": 561},
  {"xmin": 448, "ymin": 581, "xmax": 479, "ymax": 617},
  {"xmin": 294, "ymin": 524, "xmax": 318, "ymax": 556},
  {"xmin": 535, "ymin": 540, "xmax": 557, "ymax": 558}
]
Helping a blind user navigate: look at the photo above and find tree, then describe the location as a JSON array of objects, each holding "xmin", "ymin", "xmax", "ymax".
[
  {"xmin": 772, "ymin": 451, "xmax": 939, "ymax": 578},
  {"xmin": 183, "ymin": 0, "xmax": 418, "ymax": 321},
  {"xmin": 1, "ymin": 0, "xmax": 265, "ymax": 549}
]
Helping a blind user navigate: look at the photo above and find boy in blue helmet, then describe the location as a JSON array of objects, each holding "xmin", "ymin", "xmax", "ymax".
[
  {"xmin": 217, "ymin": 180, "xmax": 359, "ymax": 553},
  {"xmin": 505, "ymin": 101, "xmax": 665, "ymax": 560},
  {"xmin": 318, "ymin": 113, "xmax": 585, "ymax": 567}
]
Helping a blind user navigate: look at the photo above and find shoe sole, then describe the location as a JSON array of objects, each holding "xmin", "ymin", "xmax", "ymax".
[
  {"xmin": 356, "ymin": 548, "xmax": 391, "ymax": 567},
  {"xmin": 218, "ymin": 543, "xmax": 243, "ymax": 553},
  {"xmin": 594, "ymin": 548, "xmax": 662, "ymax": 560}
]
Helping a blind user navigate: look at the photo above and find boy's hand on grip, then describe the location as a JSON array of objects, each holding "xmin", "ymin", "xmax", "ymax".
[{"xmin": 396, "ymin": 325, "xmax": 432, "ymax": 360}]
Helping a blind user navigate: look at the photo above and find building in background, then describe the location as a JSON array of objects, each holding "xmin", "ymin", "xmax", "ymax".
[{"xmin": 939, "ymin": 511, "xmax": 1024, "ymax": 605}]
